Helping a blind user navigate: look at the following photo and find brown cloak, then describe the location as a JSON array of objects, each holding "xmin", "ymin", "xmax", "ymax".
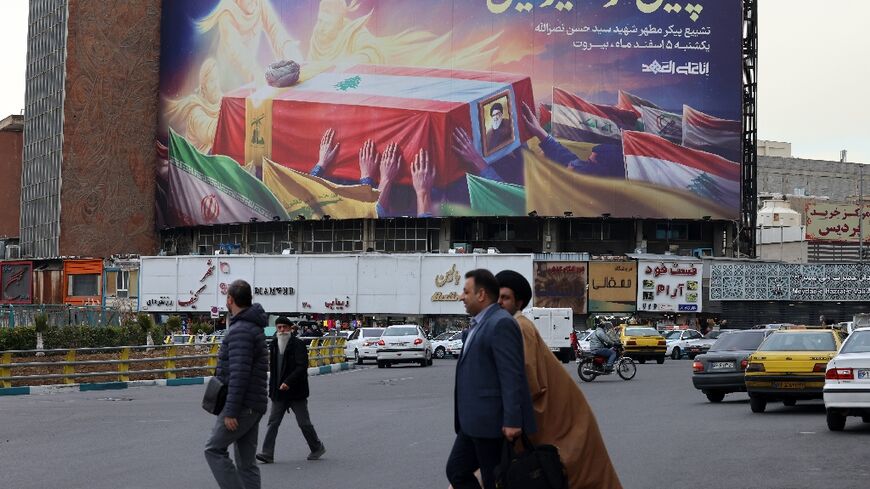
[{"xmin": 516, "ymin": 312, "xmax": 623, "ymax": 489}]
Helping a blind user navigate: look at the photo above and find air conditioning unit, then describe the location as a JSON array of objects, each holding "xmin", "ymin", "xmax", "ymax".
[{"xmin": 5, "ymin": 244, "xmax": 20, "ymax": 259}]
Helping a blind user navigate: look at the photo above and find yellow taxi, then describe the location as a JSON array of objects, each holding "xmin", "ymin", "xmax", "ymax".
[
  {"xmin": 744, "ymin": 326, "xmax": 846, "ymax": 413},
  {"xmin": 619, "ymin": 325, "xmax": 667, "ymax": 364}
]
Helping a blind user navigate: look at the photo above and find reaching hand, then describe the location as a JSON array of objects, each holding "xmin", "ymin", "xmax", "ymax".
[
  {"xmin": 379, "ymin": 142, "xmax": 402, "ymax": 189},
  {"xmin": 521, "ymin": 102, "xmax": 548, "ymax": 141},
  {"xmin": 359, "ymin": 139, "xmax": 379, "ymax": 182},
  {"xmin": 317, "ymin": 128, "xmax": 340, "ymax": 169},
  {"xmin": 452, "ymin": 127, "xmax": 487, "ymax": 172},
  {"xmin": 412, "ymin": 149, "xmax": 435, "ymax": 216}
]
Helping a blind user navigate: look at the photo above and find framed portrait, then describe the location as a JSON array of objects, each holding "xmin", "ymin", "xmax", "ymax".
[{"xmin": 478, "ymin": 90, "xmax": 515, "ymax": 157}]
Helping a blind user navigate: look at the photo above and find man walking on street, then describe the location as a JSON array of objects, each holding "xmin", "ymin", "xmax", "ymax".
[
  {"xmin": 446, "ymin": 269, "xmax": 536, "ymax": 489},
  {"xmin": 205, "ymin": 280, "xmax": 269, "ymax": 489},
  {"xmin": 257, "ymin": 317, "xmax": 326, "ymax": 463}
]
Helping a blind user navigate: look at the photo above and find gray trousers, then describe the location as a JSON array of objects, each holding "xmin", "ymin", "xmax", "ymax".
[
  {"xmin": 205, "ymin": 409, "xmax": 263, "ymax": 489},
  {"xmin": 260, "ymin": 398, "xmax": 321, "ymax": 457}
]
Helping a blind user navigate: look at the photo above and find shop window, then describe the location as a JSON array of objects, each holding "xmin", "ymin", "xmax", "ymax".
[{"xmin": 69, "ymin": 274, "xmax": 100, "ymax": 297}]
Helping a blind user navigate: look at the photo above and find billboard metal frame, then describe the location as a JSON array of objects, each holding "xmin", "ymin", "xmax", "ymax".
[{"xmin": 742, "ymin": 0, "xmax": 758, "ymax": 257}]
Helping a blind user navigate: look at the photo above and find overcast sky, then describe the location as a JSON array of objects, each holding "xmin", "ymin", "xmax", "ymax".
[{"xmin": 0, "ymin": 0, "xmax": 867, "ymax": 162}]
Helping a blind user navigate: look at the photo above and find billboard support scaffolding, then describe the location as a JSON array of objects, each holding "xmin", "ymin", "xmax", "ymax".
[{"xmin": 742, "ymin": 0, "xmax": 758, "ymax": 257}]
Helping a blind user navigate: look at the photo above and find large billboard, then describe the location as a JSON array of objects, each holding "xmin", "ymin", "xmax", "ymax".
[
  {"xmin": 711, "ymin": 263, "xmax": 870, "ymax": 302},
  {"xmin": 805, "ymin": 202, "xmax": 870, "ymax": 242},
  {"xmin": 533, "ymin": 261, "xmax": 587, "ymax": 314},
  {"xmin": 157, "ymin": 0, "xmax": 743, "ymax": 225},
  {"xmin": 637, "ymin": 260, "xmax": 702, "ymax": 312},
  {"xmin": 588, "ymin": 261, "xmax": 636, "ymax": 312}
]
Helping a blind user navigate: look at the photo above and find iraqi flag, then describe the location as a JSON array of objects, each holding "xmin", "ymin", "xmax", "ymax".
[
  {"xmin": 617, "ymin": 90, "xmax": 663, "ymax": 118},
  {"xmin": 622, "ymin": 131, "xmax": 740, "ymax": 210},
  {"xmin": 639, "ymin": 105, "xmax": 682, "ymax": 144},
  {"xmin": 552, "ymin": 88, "xmax": 636, "ymax": 144},
  {"xmin": 166, "ymin": 129, "xmax": 289, "ymax": 225},
  {"xmin": 682, "ymin": 105, "xmax": 741, "ymax": 162}
]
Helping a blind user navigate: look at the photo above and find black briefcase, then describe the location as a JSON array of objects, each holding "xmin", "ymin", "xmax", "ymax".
[
  {"xmin": 202, "ymin": 376, "xmax": 227, "ymax": 415},
  {"xmin": 494, "ymin": 434, "xmax": 569, "ymax": 489}
]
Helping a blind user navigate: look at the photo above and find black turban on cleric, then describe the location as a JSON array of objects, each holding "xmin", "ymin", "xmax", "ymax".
[{"xmin": 495, "ymin": 270, "xmax": 532, "ymax": 310}]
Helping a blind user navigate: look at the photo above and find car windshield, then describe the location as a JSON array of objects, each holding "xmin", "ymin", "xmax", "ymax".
[
  {"xmin": 663, "ymin": 331, "xmax": 682, "ymax": 340},
  {"xmin": 840, "ymin": 331, "xmax": 870, "ymax": 354},
  {"xmin": 626, "ymin": 327, "xmax": 660, "ymax": 337},
  {"xmin": 758, "ymin": 332, "xmax": 836, "ymax": 352},
  {"xmin": 710, "ymin": 332, "xmax": 766, "ymax": 351},
  {"xmin": 384, "ymin": 327, "xmax": 418, "ymax": 337},
  {"xmin": 363, "ymin": 329, "xmax": 384, "ymax": 338},
  {"xmin": 450, "ymin": 332, "xmax": 463, "ymax": 341},
  {"xmin": 434, "ymin": 333, "xmax": 453, "ymax": 341}
]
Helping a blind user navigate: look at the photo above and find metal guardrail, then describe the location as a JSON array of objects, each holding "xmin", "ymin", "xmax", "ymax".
[{"xmin": 0, "ymin": 337, "xmax": 349, "ymax": 388}]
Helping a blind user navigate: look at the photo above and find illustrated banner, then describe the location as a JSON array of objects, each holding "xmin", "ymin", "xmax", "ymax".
[
  {"xmin": 158, "ymin": 0, "xmax": 742, "ymax": 223},
  {"xmin": 533, "ymin": 261, "xmax": 588, "ymax": 315}
]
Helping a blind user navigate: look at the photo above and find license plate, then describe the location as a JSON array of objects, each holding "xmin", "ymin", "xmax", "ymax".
[
  {"xmin": 858, "ymin": 370, "xmax": 870, "ymax": 380},
  {"xmin": 712, "ymin": 362, "xmax": 734, "ymax": 369},
  {"xmin": 775, "ymin": 381, "xmax": 805, "ymax": 389},
  {"xmin": 395, "ymin": 342, "xmax": 408, "ymax": 347}
]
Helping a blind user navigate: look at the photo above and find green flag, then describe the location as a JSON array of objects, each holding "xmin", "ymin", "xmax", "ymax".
[{"xmin": 466, "ymin": 173, "xmax": 526, "ymax": 216}]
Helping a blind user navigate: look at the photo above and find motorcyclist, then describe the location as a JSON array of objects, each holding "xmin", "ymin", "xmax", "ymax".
[{"xmin": 588, "ymin": 321, "xmax": 618, "ymax": 372}]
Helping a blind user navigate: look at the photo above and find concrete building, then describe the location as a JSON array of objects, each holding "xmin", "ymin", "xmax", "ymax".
[{"xmin": 0, "ymin": 115, "xmax": 23, "ymax": 241}]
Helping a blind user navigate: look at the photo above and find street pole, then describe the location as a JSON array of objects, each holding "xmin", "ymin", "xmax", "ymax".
[{"xmin": 860, "ymin": 165, "xmax": 864, "ymax": 263}]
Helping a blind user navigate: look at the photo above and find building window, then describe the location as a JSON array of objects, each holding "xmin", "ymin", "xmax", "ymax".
[
  {"xmin": 374, "ymin": 219, "xmax": 439, "ymax": 252},
  {"xmin": 300, "ymin": 220, "xmax": 364, "ymax": 253},
  {"xmin": 655, "ymin": 223, "xmax": 688, "ymax": 240},
  {"xmin": 69, "ymin": 274, "xmax": 100, "ymax": 297}
]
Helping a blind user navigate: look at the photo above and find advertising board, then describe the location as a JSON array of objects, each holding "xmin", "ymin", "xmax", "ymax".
[
  {"xmin": 532, "ymin": 261, "xmax": 587, "ymax": 314},
  {"xmin": 637, "ymin": 260, "xmax": 702, "ymax": 312},
  {"xmin": 805, "ymin": 202, "xmax": 870, "ymax": 242},
  {"xmin": 710, "ymin": 263, "xmax": 870, "ymax": 302},
  {"xmin": 139, "ymin": 254, "xmax": 532, "ymax": 315},
  {"xmin": 157, "ymin": 0, "xmax": 742, "ymax": 224},
  {"xmin": 588, "ymin": 261, "xmax": 637, "ymax": 312}
]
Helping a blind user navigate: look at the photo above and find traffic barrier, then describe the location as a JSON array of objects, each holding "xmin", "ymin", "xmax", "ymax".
[{"xmin": 304, "ymin": 337, "xmax": 347, "ymax": 367}]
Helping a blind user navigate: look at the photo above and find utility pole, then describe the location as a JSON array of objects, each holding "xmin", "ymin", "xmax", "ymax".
[{"xmin": 860, "ymin": 164, "xmax": 864, "ymax": 263}]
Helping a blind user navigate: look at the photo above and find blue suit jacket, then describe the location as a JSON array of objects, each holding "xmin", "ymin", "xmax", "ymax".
[{"xmin": 454, "ymin": 305, "xmax": 537, "ymax": 438}]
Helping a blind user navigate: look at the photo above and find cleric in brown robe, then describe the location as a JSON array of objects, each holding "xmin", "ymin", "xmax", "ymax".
[{"xmin": 494, "ymin": 270, "xmax": 623, "ymax": 489}]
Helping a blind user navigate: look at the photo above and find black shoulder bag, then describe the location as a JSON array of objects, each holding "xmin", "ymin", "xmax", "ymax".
[
  {"xmin": 202, "ymin": 376, "xmax": 227, "ymax": 415},
  {"xmin": 494, "ymin": 434, "xmax": 569, "ymax": 489}
]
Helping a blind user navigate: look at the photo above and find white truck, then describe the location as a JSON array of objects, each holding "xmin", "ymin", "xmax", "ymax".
[{"xmin": 524, "ymin": 307, "xmax": 574, "ymax": 363}]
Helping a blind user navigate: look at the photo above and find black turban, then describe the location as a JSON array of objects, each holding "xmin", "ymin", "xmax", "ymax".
[{"xmin": 495, "ymin": 270, "xmax": 532, "ymax": 310}]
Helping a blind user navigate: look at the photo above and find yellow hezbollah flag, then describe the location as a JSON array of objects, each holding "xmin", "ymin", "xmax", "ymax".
[
  {"xmin": 523, "ymin": 148, "xmax": 734, "ymax": 219},
  {"xmin": 263, "ymin": 158, "xmax": 378, "ymax": 219}
]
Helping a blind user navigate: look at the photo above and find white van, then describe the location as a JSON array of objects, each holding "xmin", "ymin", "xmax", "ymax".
[{"xmin": 524, "ymin": 307, "xmax": 574, "ymax": 363}]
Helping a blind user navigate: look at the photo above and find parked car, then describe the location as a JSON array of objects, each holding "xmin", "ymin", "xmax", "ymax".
[
  {"xmin": 692, "ymin": 328, "xmax": 776, "ymax": 402},
  {"xmin": 575, "ymin": 330, "xmax": 593, "ymax": 352},
  {"xmin": 745, "ymin": 326, "xmax": 846, "ymax": 413},
  {"xmin": 684, "ymin": 330, "xmax": 738, "ymax": 359},
  {"xmin": 344, "ymin": 327, "xmax": 385, "ymax": 364},
  {"xmin": 376, "ymin": 325, "xmax": 433, "ymax": 368},
  {"xmin": 431, "ymin": 331, "xmax": 460, "ymax": 359},
  {"xmin": 619, "ymin": 325, "xmax": 666, "ymax": 364},
  {"xmin": 446, "ymin": 334, "xmax": 464, "ymax": 358},
  {"xmin": 824, "ymin": 327, "xmax": 870, "ymax": 431},
  {"xmin": 663, "ymin": 329, "xmax": 703, "ymax": 360}
]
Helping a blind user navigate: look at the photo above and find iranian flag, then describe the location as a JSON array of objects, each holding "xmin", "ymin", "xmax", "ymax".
[
  {"xmin": 622, "ymin": 131, "xmax": 740, "ymax": 210},
  {"xmin": 682, "ymin": 105, "xmax": 741, "ymax": 162},
  {"xmin": 617, "ymin": 90, "xmax": 663, "ymax": 118},
  {"xmin": 552, "ymin": 88, "xmax": 627, "ymax": 144},
  {"xmin": 166, "ymin": 129, "xmax": 289, "ymax": 225},
  {"xmin": 638, "ymin": 105, "xmax": 682, "ymax": 144}
]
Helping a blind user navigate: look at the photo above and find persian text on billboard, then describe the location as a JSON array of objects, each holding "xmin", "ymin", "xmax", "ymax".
[
  {"xmin": 805, "ymin": 202, "xmax": 870, "ymax": 242},
  {"xmin": 533, "ymin": 261, "xmax": 587, "ymax": 314},
  {"xmin": 637, "ymin": 260, "xmax": 702, "ymax": 312},
  {"xmin": 588, "ymin": 261, "xmax": 637, "ymax": 312},
  {"xmin": 157, "ymin": 0, "xmax": 742, "ymax": 224},
  {"xmin": 710, "ymin": 263, "xmax": 870, "ymax": 302}
]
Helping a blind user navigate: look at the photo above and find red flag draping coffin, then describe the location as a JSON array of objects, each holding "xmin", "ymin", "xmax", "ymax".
[
  {"xmin": 212, "ymin": 65, "xmax": 534, "ymax": 187},
  {"xmin": 682, "ymin": 105, "xmax": 741, "ymax": 162},
  {"xmin": 622, "ymin": 130, "xmax": 740, "ymax": 212}
]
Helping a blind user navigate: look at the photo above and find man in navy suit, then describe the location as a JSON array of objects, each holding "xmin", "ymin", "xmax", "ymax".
[{"xmin": 446, "ymin": 269, "xmax": 536, "ymax": 489}]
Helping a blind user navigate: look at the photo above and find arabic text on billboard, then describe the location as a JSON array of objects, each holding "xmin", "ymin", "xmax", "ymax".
[
  {"xmin": 710, "ymin": 263, "xmax": 870, "ymax": 302},
  {"xmin": 156, "ymin": 0, "xmax": 743, "ymax": 224},
  {"xmin": 533, "ymin": 261, "xmax": 587, "ymax": 314},
  {"xmin": 588, "ymin": 261, "xmax": 637, "ymax": 312},
  {"xmin": 805, "ymin": 202, "xmax": 870, "ymax": 242},
  {"xmin": 637, "ymin": 261, "xmax": 702, "ymax": 312}
]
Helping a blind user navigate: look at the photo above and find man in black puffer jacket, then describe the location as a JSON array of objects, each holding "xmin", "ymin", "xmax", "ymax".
[
  {"xmin": 205, "ymin": 280, "xmax": 269, "ymax": 489},
  {"xmin": 256, "ymin": 316, "xmax": 325, "ymax": 464}
]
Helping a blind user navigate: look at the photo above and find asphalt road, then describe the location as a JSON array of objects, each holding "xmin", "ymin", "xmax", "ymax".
[{"xmin": 1, "ymin": 358, "xmax": 868, "ymax": 489}]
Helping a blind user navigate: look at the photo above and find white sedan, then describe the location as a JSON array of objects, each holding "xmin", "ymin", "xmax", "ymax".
[
  {"xmin": 344, "ymin": 327, "xmax": 385, "ymax": 364},
  {"xmin": 431, "ymin": 331, "xmax": 460, "ymax": 359},
  {"xmin": 824, "ymin": 327, "xmax": 870, "ymax": 431},
  {"xmin": 663, "ymin": 329, "xmax": 703, "ymax": 360},
  {"xmin": 377, "ymin": 325, "xmax": 433, "ymax": 368}
]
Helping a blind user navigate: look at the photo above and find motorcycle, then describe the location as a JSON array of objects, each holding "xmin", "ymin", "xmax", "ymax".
[{"xmin": 576, "ymin": 344, "xmax": 637, "ymax": 382}]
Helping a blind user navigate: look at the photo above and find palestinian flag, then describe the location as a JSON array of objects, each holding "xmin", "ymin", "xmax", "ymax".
[
  {"xmin": 466, "ymin": 173, "xmax": 526, "ymax": 216},
  {"xmin": 638, "ymin": 105, "xmax": 682, "ymax": 144},
  {"xmin": 617, "ymin": 90, "xmax": 663, "ymax": 118},
  {"xmin": 551, "ymin": 88, "xmax": 625, "ymax": 144},
  {"xmin": 262, "ymin": 158, "xmax": 378, "ymax": 219},
  {"xmin": 622, "ymin": 131, "xmax": 740, "ymax": 211},
  {"xmin": 166, "ymin": 129, "xmax": 288, "ymax": 225},
  {"xmin": 682, "ymin": 105, "xmax": 741, "ymax": 162}
]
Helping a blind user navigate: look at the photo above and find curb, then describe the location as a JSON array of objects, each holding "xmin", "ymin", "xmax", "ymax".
[{"xmin": 0, "ymin": 363, "xmax": 355, "ymax": 397}]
